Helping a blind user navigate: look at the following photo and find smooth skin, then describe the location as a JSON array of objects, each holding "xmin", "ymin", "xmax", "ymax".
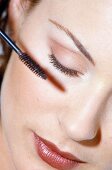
[{"xmin": 1, "ymin": 0, "xmax": 112, "ymax": 169}]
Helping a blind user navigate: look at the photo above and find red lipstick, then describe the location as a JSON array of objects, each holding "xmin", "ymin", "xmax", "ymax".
[{"xmin": 33, "ymin": 132, "xmax": 86, "ymax": 170}]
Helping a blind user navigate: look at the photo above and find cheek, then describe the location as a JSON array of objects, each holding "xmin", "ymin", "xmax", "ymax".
[{"xmin": 0, "ymin": 52, "xmax": 67, "ymax": 128}]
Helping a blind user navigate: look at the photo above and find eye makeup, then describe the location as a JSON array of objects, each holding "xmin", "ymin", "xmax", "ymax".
[
  {"xmin": 49, "ymin": 48, "xmax": 84, "ymax": 78},
  {"xmin": 49, "ymin": 19, "xmax": 95, "ymax": 66},
  {"xmin": 48, "ymin": 37, "xmax": 88, "ymax": 79}
]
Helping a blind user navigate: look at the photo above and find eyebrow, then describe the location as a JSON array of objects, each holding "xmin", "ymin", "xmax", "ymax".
[{"xmin": 49, "ymin": 19, "xmax": 95, "ymax": 66}]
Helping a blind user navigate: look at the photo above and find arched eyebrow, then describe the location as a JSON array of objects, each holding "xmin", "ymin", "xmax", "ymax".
[{"xmin": 49, "ymin": 18, "xmax": 95, "ymax": 66}]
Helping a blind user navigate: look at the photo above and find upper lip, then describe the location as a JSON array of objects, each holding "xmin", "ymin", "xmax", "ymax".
[{"xmin": 34, "ymin": 132, "xmax": 86, "ymax": 163}]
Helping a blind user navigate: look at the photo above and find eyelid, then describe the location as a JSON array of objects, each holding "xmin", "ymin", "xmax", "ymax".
[
  {"xmin": 49, "ymin": 39, "xmax": 89, "ymax": 73},
  {"xmin": 49, "ymin": 37, "xmax": 80, "ymax": 55},
  {"xmin": 49, "ymin": 47, "xmax": 84, "ymax": 78}
]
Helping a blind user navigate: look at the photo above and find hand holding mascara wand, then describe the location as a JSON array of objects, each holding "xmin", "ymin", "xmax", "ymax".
[{"xmin": 0, "ymin": 29, "xmax": 47, "ymax": 80}]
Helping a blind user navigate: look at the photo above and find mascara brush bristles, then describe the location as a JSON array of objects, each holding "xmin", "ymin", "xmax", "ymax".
[
  {"xmin": 19, "ymin": 53, "xmax": 47, "ymax": 79},
  {"xmin": 0, "ymin": 29, "xmax": 47, "ymax": 80}
]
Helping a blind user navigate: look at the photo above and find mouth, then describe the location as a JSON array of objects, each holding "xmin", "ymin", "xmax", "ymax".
[{"xmin": 33, "ymin": 132, "xmax": 86, "ymax": 170}]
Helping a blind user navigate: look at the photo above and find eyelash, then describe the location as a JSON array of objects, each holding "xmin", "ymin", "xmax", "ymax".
[{"xmin": 48, "ymin": 53, "xmax": 84, "ymax": 78}]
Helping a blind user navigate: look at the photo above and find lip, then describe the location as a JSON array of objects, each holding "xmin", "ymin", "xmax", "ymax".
[{"xmin": 33, "ymin": 132, "xmax": 86, "ymax": 170}]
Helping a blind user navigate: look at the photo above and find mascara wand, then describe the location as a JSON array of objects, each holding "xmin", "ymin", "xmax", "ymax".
[{"xmin": 0, "ymin": 29, "xmax": 47, "ymax": 80}]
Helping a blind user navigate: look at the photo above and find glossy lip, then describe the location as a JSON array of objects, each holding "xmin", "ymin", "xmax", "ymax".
[{"xmin": 33, "ymin": 132, "xmax": 86, "ymax": 170}]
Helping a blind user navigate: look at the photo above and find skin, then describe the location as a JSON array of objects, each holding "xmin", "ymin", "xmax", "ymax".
[{"xmin": 1, "ymin": 0, "xmax": 112, "ymax": 169}]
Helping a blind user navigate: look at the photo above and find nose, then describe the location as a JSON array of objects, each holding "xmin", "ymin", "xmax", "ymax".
[{"xmin": 59, "ymin": 78, "xmax": 112, "ymax": 142}]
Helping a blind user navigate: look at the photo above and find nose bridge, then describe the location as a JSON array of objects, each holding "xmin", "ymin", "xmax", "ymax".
[{"xmin": 61, "ymin": 77, "xmax": 112, "ymax": 142}]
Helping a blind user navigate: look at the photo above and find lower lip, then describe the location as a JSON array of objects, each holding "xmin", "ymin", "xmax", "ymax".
[{"xmin": 34, "ymin": 133, "xmax": 80, "ymax": 170}]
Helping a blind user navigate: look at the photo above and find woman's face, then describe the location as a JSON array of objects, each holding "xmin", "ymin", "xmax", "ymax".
[{"xmin": 1, "ymin": 0, "xmax": 112, "ymax": 170}]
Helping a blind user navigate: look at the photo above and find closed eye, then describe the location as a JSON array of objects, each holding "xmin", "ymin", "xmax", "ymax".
[{"xmin": 49, "ymin": 48, "xmax": 84, "ymax": 78}]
